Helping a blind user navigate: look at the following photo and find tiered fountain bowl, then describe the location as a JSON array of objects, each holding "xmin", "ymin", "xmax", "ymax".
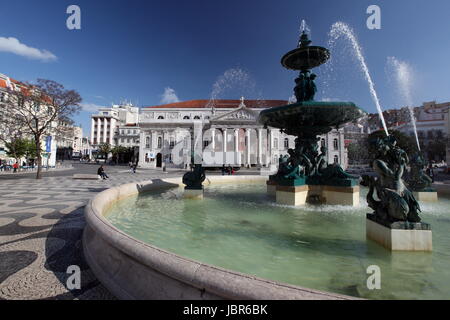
[
  {"xmin": 259, "ymin": 31, "xmax": 366, "ymax": 138},
  {"xmin": 259, "ymin": 31, "xmax": 367, "ymax": 206}
]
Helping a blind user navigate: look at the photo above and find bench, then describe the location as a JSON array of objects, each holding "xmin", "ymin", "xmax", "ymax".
[{"xmin": 73, "ymin": 174, "xmax": 101, "ymax": 180}]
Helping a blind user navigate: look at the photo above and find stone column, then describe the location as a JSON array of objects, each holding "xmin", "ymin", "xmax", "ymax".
[
  {"xmin": 211, "ymin": 127, "xmax": 216, "ymax": 152},
  {"xmin": 257, "ymin": 128, "xmax": 262, "ymax": 166},
  {"xmin": 222, "ymin": 128, "xmax": 227, "ymax": 165},
  {"xmin": 234, "ymin": 128, "xmax": 239, "ymax": 165},
  {"xmin": 246, "ymin": 128, "xmax": 251, "ymax": 167},
  {"xmin": 139, "ymin": 130, "xmax": 145, "ymax": 166},
  {"xmin": 267, "ymin": 129, "xmax": 272, "ymax": 166},
  {"xmin": 90, "ymin": 118, "xmax": 95, "ymax": 145},
  {"xmin": 103, "ymin": 118, "xmax": 108, "ymax": 145},
  {"xmin": 110, "ymin": 119, "xmax": 115, "ymax": 146},
  {"xmin": 97, "ymin": 118, "xmax": 101, "ymax": 144}
]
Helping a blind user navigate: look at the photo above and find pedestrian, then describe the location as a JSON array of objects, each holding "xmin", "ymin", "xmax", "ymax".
[
  {"xmin": 132, "ymin": 163, "xmax": 137, "ymax": 174},
  {"xmin": 13, "ymin": 162, "xmax": 18, "ymax": 173},
  {"xmin": 426, "ymin": 163, "xmax": 435, "ymax": 183},
  {"xmin": 221, "ymin": 164, "xmax": 226, "ymax": 176},
  {"xmin": 228, "ymin": 165, "xmax": 233, "ymax": 175},
  {"xmin": 97, "ymin": 165, "xmax": 109, "ymax": 180}
]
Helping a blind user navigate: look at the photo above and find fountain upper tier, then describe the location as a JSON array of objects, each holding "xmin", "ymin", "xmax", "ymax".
[
  {"xmin": 281, "ymin": 32, "xmax": 330, "ymax": 71},
  {"xmin": 259, "ymin": 101, "xmax": 366, "ymax": 137},
  {"xmin": 260, "ymin": 30, "xmax": 367, "ymax": 137}
]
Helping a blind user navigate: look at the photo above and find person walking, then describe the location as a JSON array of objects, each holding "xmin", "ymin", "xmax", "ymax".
[
  {"xmin": 132, "ymin": 163, "xmax": 137, "ymax": 174},
  {"xmin": 97, "ymin": 165, "xmax": 109, "ymax": 180},
  {"xmin": 426, "ymin": 163, "xmax": 435, "ymax": 183},
  {"xmin": 13, "ymin": 162, "xmax": 19, "ymax": 173}
]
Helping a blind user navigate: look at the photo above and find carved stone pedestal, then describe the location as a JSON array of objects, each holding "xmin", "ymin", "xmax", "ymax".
[
  {"xmin": 276, "ymin": 185, "xmax": 309, "ymax": 206},
  {"xmin": 266, "ymin": 180, "xmax": 277, "ymax": 197},
  {"xmin": 183, "ymin": 188, "xmax": 204, "ymax": 200},
  {"xmin": 366, "ymin": 214, "xmax": 432, "ymax": 251},
  {"xmin": 274, "ymin": 184, "xmax": 359, "ymax": 206},
  {"xmin": 413, "ymin": 191, "xmax": 438, "ymax": 202}
]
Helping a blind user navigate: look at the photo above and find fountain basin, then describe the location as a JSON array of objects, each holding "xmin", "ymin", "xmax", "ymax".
[
  {"xmin": 83, "ymin": 176, "xmax": 353, "ymax": 300},
  {"xmin": 259, "ymin": 101, "xmax": 366, "ymax": 135}
]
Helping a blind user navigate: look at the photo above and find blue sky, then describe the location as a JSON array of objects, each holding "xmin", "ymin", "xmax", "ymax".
[{"xmin": 1, "ymin": 0, "xmax": 449, "ymax": 136}]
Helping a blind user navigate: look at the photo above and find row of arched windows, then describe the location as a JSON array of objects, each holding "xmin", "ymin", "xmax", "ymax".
[{"xmin": 156, "ymin": 115, "xmax": 207, "ymax": 120}]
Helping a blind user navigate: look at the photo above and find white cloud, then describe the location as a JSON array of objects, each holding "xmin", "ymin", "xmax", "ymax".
[
  {"xmin": 0, "ymin": 37, "xmax": 57, "ymax": 62},
  {"xmin": 80, "ymin": 103, "xmax": 106, "ymax": 113},
  {"xmin": 160, "ymin": 87, "xmax": 180, "ymax": 104},
  {"xmin": 321, "ymin": 97, "xmax": 341, "ymax": 102}
]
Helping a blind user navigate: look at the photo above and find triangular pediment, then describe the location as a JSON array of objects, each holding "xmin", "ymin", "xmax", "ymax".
[{"xmin": 210, "ymin": 106, "xmax": 258, "ymax": 122}]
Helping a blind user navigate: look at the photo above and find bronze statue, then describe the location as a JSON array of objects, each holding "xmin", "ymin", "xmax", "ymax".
[
  {"xmin": 182, "ymin": 164, "xmax": 206, "ymax": 190},
  {"xmin": 407, "ymin": 153, "xmax": 433, "ymax": 191},
  {"xmin": 361, "ymin": 137, "xmax": 421, "ymax": 223}
]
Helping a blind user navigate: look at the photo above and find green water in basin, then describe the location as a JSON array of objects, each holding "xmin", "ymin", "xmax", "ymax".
[{"xmin": 105, "ymin": 183, "xmax": 450, "ymax": 299}]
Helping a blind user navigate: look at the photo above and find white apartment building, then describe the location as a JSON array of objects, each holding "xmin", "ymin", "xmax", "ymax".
[
  {"xmin": 0, "ymin": 73, "xmax": 58, "ymax": 166},
  {"xmin": 72, "ymin": 126, "xmax": 83, "ymax": 153},
  {"xmin": 116, "ymin": 124, "xmax": 140, "ymax": 148},
  {"xmin": 90, "ymin": 103, "xmax": 139, "ymax": 148}
]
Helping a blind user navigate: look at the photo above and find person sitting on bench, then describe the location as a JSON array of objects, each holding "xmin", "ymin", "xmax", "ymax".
[{"xmin": 97, "ymin": 165, "xmax": 109, "ymax": 180}]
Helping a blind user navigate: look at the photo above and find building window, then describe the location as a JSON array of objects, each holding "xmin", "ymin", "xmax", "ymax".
[
  {"xmin": 204, "ymin": 140, "xmax": 209, "ymax": 148},
  {"xmin": 334, "ymin": 155, "xmax": 339, "ymax": 164},
  {"xmin": 145, "ymin": 137, "xmax": 150, "ymax": 148},
  {"xmin": 157, "ymin": 116, "xmax": 164, "ymax": 120},
  {"xmin": 274, "ymin": 138, "xmax": 278, "ymax": 149},
  {"xmin": 157, "ymin": 137, "xmax": 162, "ymax": 148},
  {"xmin": 183, "ymin": 116, "xmax": 190, "ymax": 120},
  {"xmin": 194, "ymin": 116, "xmax": 201, "ymax": 120},
  {"xmin": 333, "ymin": 138, "xmax": 338, "ymax": 150},
  {"xmin": 284, "ymin": 138, "xmax": 289, "ymax": 149},
  {"xmin": 169, "ymin": 138, "xmax": 175, "ymax": 149}
]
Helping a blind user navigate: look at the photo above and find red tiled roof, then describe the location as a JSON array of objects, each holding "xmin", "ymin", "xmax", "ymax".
[
  {"xmin": 0, "ymin": 79, "xmax": 7, "ymax": 88},
  {"xmin": 144, "ymin": 99, "xmax": 288, "ymax": 109}
]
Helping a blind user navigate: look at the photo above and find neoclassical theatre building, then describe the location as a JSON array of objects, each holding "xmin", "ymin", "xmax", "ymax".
[{"xmin": 138, "ymin": 99, "xmax": 348, "ymax": 169}]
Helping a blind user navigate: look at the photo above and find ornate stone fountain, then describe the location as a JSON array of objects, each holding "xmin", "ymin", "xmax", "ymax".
[{"xmin": 259, "ymin": 31, "xmax": 367, "ymax": 206}]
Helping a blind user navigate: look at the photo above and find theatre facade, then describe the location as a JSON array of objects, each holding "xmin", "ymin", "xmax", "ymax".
[{"xmin": 138, "ymin": 99, "xmax": 348, "ymax": 169}]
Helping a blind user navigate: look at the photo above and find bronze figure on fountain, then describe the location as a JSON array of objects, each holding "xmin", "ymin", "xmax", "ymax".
[{"xmin": 361, "ymin": 136, "xmax": 423, "ymax": 224}]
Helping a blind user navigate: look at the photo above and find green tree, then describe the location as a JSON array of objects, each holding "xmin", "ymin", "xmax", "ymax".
[
  {"xmin": 347, "ymin": 140, "xmax": 369, "ymax": 164},
  {"xmin": 111, "ymin": 145, "xmax": 128, "ymax": 164},
  {"xmin": 98, "ymin": 143, "xmax": 111, "ymax": 159},
  {"xmin": 425, "ymin": 140, "xmax": 446, "ymax": 161},
  {"xmin": 368, "ymin": 130, "xmax": 418, "ymax": 159},
  {"xmin": 5, "ymin": 138, "xmax": 28, "ymax": 163},
  {"xmin": 25, "ymin": 139, "xmax": 40, "ymax": 161}
]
